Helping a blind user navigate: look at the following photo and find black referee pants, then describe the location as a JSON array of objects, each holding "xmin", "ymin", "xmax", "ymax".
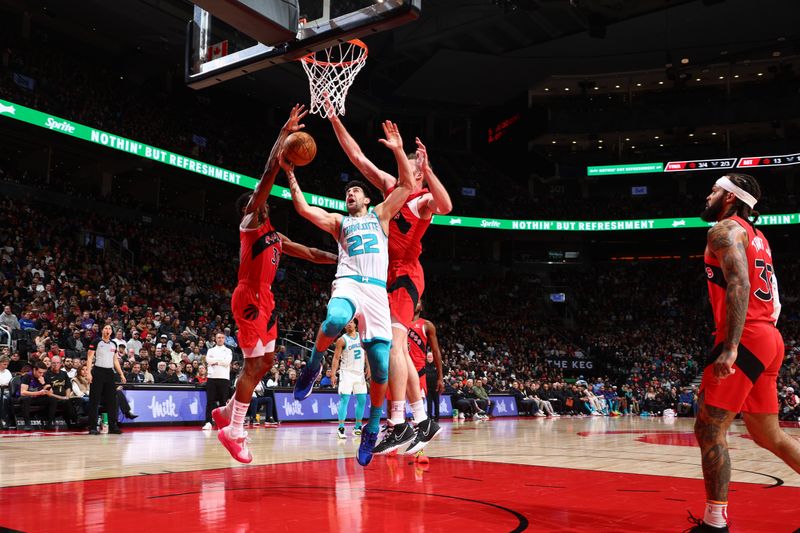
[
  {"xmin": 426, "ymin": 387, "xmax": 440, "ymax": 421},
  {"xmin": 205, "ymin": 378, "xmax": 230, "ymax": 423},
  {"xmin": 88, "ymin": 367, "xmax": 118, "ymax": 431}
]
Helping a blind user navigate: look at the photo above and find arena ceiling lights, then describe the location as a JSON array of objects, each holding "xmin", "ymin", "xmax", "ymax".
[{"xmin": 1, "ymin": 97, "xmax": 797, "ymax": 233}]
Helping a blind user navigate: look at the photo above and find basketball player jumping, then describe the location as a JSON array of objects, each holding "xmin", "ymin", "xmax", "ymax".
[
  {"xmin": 326, "ymin": 102, "xmax": 452, "ymax": 455},
  {"xmin": 331, "ymin": 320, "xmax": 370, "ymax": 439},
  {"xmin": 688, "ymin": 173, "xmax": 800, "ymax": 532},
  {"xmin": 214, "ymin": 104, "xmax": 337, "ymax": 463},
  {"xmin": 405, "ymin": 301, "xmax": 444, "ymax": 454},
  {"xmin": 285, "ymin": 119, "xmax": 414, "ymax": 466}
]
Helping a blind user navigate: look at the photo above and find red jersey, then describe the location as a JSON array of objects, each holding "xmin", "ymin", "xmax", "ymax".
[
  {"xmin": 387, "ymin": 187, "xmax": 431, "ymax": 264},
  {"xmin": 407, "ymin": 317, "xmax": 428, "ymax": 370},
  {"xmin": 237, "ymin": 216, "xmax": 282, "ymax": 293},
  {"xmin": 704, "ymin": 216, "xmax": 781, "ymax": 338}
]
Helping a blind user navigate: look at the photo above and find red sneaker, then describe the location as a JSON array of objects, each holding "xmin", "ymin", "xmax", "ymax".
[
  {"xmin": 212, "ymin": 407, "xmax": 230, "ymax": 430},
  {"xmin": 217, "ymin": 427, "xmax": 252, "ymax": 464}
]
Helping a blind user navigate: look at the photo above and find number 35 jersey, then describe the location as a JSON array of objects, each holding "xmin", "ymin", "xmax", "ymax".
[
  {"xmin": 704, "ymin": 215, "xmax": 781, "ymax": 339},
  {"xmin": 335, "ymin": 211, "xmax": 389, "ymax": 284}
]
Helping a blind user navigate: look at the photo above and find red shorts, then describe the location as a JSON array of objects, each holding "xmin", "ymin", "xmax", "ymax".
[
  {"xmin": 700, "ymin": 322, "xmax": 784, "ymax": 414},
  {"xmin": 387, "ymin": 261, "xmax": 425, "ymax": 329},
  {"xmin": 231, "ymin": 284, "xmax": 278, "ymax": 355}
]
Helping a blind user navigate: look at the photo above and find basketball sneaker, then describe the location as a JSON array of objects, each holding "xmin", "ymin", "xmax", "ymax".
[
  {"xmin": 217, "ymin": 427, "xmax": 252, "ymax": 464},
  {"xmin": 404, "ymin": 418, "xmax": 442, "ymax": 455},
  {"xmin": 336, "ymin": 426, "xmax": 346, "ymax": 439},
  {"xmin": 372, "ymin": 422, "xmax": 415, "ymax": 455},
  {"xmin": 684, "ymin": 512, "xmax": 729, "ymax": 532},
  {"xmin": 352, "ymin": 426, "xmax": 362, "ymax": 436},
  {"xmin": 356, "ymin": 428, "xmax": 379, "ymax": 466},
  {"xmin": 202, "ymin": 422, "xmax": 212, "ymax": 430},
  {"xmin": 212, "ymin": 406, "xmax": 230, "ymax": 430},
  {"xmin": 293, "ymin": 361, "xmax": 323, "ymax": 401}
]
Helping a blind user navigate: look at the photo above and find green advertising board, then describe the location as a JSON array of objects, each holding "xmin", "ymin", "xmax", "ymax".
[
  {"xmin": 1, "ymin": 98, "xmax": 797, "ymax": 232},
  {"xmin": 587, "ymin": 163, "xmax": 664, "ymax": 176}
]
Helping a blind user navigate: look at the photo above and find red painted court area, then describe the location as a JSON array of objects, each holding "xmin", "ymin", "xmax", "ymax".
[{"xmin": 2, "ymin": 457, "xmax": 800, "ymax": 532}]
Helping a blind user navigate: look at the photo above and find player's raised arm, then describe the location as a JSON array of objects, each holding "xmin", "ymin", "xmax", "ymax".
[
  {"xmin": 325, "ymin": 97, "xmax": 396, "ymax": 194},
  {"xmin": 425, "ymin": 320, "xmax": 445, "ymax": 394},
  {"xmin": 415, "ymin": 137, "xmax": 453, "ymax": 216},
  {"xmin": 247, "ymin": 104, "xmax": 307, "ymax": 214},
  {"xmin": 278, "ymin": 233, "xmax": 337, "ymax": 264},
  {"xmin": 373, "ymin": 120, "xmax": 413, "ymax": 226},
  {"xmin": 707, "ymin": 219, "xmax": 750, "ymax": 379},
  {"xmin": 281, "ymin": 156, "xmax": 342, "ymax": 238}
]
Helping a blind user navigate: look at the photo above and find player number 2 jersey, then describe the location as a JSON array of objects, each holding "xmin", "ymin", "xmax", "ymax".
[
  {"xmin": 238, "ymin": 214, "xmax": 282, "ymax": 292},
  {"xmin": 335, "ymin": 211, "xmax": 389, "ymax": 283},
  {"xmin": 704, "ymin": 215, "xmax": 781, "ymax": 338},
  {"xmin": 339, "ymin": 333, "xmax": 365, "ymax": 373}
]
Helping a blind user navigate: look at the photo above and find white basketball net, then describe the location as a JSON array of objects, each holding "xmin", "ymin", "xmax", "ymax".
[{"xmin": 300, "ymin": 40, "xmax": 368, "ymax": 118}]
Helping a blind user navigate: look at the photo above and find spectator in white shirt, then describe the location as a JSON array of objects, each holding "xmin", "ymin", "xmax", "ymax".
[
  {"xmin": 203, "ymin": 333, "xmax": 232, "ymax": 430},
  {"xmin": 126, "ymin": 330, "xmax": 142, "ymax": 355}
]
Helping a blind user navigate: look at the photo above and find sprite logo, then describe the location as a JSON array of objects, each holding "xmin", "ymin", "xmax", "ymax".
[
  {"xmin": 449, "ymin": 218, "xmax": 462, "ymax": 225},
  {"xmin": 45, "ymin": 117, "xmax": 76, "ymax": 133},
  {"xmin": 672, "ymin": 220, "xmax": 686, "ymax": 227},
  {"xmin": 481, "ymin": 219, "xmax": 501, "ymax": 228},
  {"xmin": 0, "ymin": 103, "xmax": 15, "ymax": 115}
]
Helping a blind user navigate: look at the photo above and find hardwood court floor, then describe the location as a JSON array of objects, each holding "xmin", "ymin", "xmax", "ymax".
[{"xmin": 1, "ymin": 416, "xmax": 799, "ymax": 532}]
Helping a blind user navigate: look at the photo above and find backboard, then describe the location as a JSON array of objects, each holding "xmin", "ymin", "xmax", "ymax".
[{"xmin": 185, "ymin": 0, "xmax": 421, "ymax": 89}]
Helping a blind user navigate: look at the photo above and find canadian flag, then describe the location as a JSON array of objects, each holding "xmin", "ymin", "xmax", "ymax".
[{"xmin": 208, "ymin": 41, "xmax": 228, "ymax": 61}]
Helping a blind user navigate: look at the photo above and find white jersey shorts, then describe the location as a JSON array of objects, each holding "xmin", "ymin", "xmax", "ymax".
[
  {"xmin": 330, "ymin": 276, "xmax": 392, "ymax": 345},
  {"xmin": 338, "ymin": 369, "xmax": 368, "ymax": 395}
]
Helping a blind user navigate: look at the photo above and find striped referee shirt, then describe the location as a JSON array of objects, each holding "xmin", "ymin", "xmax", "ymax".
[{"xmin": 89, "ymin": 339, "xmax": 117, "ymax": 369}]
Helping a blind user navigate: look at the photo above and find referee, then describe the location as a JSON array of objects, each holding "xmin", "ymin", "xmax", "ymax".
[
  {"xmin": 87, "ymin": 325, "xmax": 127, "ymax": 435},
  {"xmin": 203, "ymin": 332, "xmax": 232, "ymax": 430}
]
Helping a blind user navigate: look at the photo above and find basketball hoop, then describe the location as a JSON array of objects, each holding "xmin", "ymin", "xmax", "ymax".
[{"xmin": 300, "ymin": 39, "xmax": 368, "ymax": 118}]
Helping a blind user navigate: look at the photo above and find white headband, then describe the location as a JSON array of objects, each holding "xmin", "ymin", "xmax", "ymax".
[{"xmin": 716, "ymin": 176, "xmax": 757, "ymax": 209}]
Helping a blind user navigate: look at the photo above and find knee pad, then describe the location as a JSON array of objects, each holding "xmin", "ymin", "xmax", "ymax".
[
  {"xmin": 321, "ymin": 298, "xmax": 355, "ymax": 338},
  {"xmin": 364, "ymin": 340, "xmax": 390, "ymax": 384}
]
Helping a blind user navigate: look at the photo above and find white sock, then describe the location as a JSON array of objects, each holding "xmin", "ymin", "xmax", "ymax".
[
  {"xmin": 229, "ymin": 400, "xmax": 250, "ymax": 438},
  {"xmin": 390, "ymin": 401, "xmax": 405, "ymax": 425},
  {"xmin": 410, "ymin": 399, "xmax": 427, "ymax": 425},
  {"xmin": 703, "ymin": 500, "xmax": 728, "ymax": 528}
]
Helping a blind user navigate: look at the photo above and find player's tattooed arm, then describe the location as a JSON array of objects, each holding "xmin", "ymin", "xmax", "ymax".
[
  {"xmin": 248, "ymin": 104, "xmax": 307, "ymax": 214},
  {"xmin": 707, "ymin": 219, "xmax": 750, "ymax": 378},
  {"xmin": 281, "ymin": 156, "xmax": 342, "ymax": 238},
  {"xmin": 278, "ymin": 233, "xmax": 337, "ymax": 264}
]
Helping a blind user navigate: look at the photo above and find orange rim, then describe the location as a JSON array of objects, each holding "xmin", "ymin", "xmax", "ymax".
[{"xmin": 300, "ymin": 39, "xmax": 368, "ymax": 67}]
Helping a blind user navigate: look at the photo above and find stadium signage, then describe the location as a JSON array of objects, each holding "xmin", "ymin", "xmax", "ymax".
[
  {"xmin": 122, "ymin": 388, "xmax": 206, "ymax": 423},
  {"xmin": 1, "ymin": 97, "xmax": 798, "ymax": 232},
  {"xmin": 587, "ymin": 163, "xmax": 663, "ymax": 176}
]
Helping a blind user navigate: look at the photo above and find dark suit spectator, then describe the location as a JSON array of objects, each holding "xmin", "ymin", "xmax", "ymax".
[
  {"xmin": 44, "ymin": 355, "xmax": 77, "ymax": 427},
  {"xmin": 126, "ymin": 362, "xmax": 146, "ymax": 384},
  {"xmin": 19, "ymin": 361, "xmax": 57, "ymax": 430}
]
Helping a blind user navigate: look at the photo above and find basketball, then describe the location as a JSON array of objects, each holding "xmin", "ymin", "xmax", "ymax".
[{"xmin": 283, "ymin": 131, "xmax": 317, "ymax": 166}]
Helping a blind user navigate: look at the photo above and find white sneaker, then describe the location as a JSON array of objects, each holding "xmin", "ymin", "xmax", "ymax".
[
  {"xmin": 534, "ymin": 412, "xmax": 546, "ymax": 417},
  {"xmin": 202, "ymin": 422, "xmax": 212, "ymax": 430},
  {"xmin": 552, "ymin": 413, "xmax": 561, "ymax": 417},
  {"xmin": 458, "ymin": 413, "xmax": 465, "ymax": 420}
]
